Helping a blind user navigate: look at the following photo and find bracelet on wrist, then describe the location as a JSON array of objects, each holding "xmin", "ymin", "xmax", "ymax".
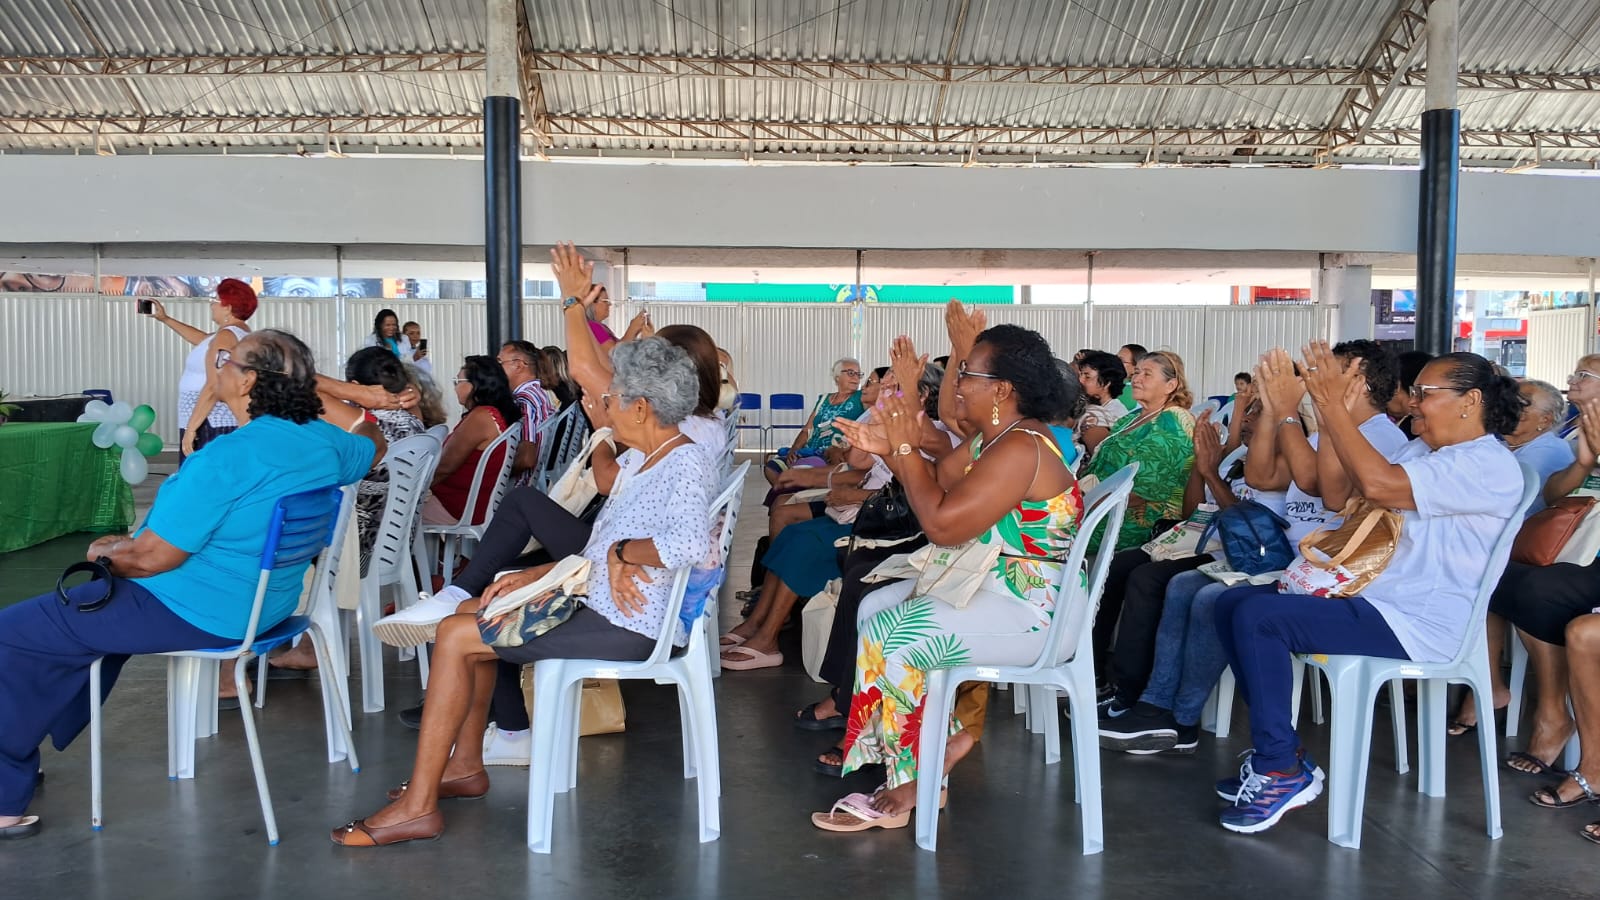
[{"xmin": 613, "ymin": 538, "xmax": 630, "ymax": 564}]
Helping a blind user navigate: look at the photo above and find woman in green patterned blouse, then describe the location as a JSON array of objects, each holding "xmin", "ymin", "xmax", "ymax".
[{"xmin": 1085, "ymin": 350, "xmax": 1197, "ymax": 552}]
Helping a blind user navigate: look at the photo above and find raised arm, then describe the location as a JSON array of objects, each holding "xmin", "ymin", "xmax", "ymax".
[
  {"xmin": 1256, "ymin": 349, "xmax": 1319, "ymax": 496},
  {"xmin": 938, "ymin": 300, "xmax": 986, "ymax": 438},
  {"xmin": 145, "ymin": 298, "xmax": 210, "ymax": 346},
  {"xmin": 552, "ymin": 243, "xmax": 617, "ymax": 398},
  {"xmin": 1301, "ymin": 341, "xmax": 1415, "ymax": 511},
  {"xmin": 1546, "ymin": 399, "xmax": 1600, "ymax": 504}
]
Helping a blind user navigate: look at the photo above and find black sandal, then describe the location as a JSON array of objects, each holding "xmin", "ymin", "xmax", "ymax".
[
  {"xmin": 1582, "ymin": 822, "xmax": 1600, "ymax": 846},
  {"xmin": 1531, "ymin": 772, "xmax": 1600, "ymax": 809},
  {"xmin": 1506, "ymin": 750, "xmax": 1566, "ymax": 777},
  {"xmin": 794, "ymin": 701, "xmax": 844, "ymax": 732},
  {"xmin": 814, "ymin": 745, "xmax": 844, "ymax": 778}
]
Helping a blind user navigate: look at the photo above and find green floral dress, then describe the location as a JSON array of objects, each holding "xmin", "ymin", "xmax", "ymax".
[
  {"xmin": 841, "ymin": 430, "xmax": 1084, "ymax": 789},
  {"xmin": 801, "ymin": 391, "xmax": 865, "ymax": 454},
  {"xmin": 1085, "ymin": 406, "xmax": 1196, "ymax": 552}
]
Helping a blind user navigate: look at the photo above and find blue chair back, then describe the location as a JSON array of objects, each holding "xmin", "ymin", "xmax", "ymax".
[
  {"xmin": 237, "ymin": 486, "xmax": 344, "ymax": 650},
  {"xmin": 769, "ymin": 393, "xmax": 806, "ymax": 412},
  {"xmin": 737, "ymin": 392, "xmax": 762, "ymax": 411},
  {"xmin": 83, "ymin": 389, "xmax": 114, "ymax": 405}
]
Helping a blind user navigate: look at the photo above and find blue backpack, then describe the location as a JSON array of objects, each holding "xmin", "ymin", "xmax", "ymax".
[{"xmin": 1198, "ymin": 500, "xmax": 1295, "ymax": 575}]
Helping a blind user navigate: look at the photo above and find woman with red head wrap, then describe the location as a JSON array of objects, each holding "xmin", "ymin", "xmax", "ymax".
[{"xmin": 144, "ymin": 277, "xmax": 260, "ymax": 459}]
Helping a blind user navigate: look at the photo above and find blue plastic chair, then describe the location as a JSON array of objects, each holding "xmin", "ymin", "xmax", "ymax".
[
  {"xmin": 88, "ymin": 485, "xmax": 359, "ymax": 845},
  {"xmin": 734, "ymin": 392, "xmax": 763, "ymax": 452},
  {"xmin": 1300, "ymin": 464, "xmax": 1538, "ymax": 849},
  {"xmin": 913, "ymin": 463, "xmax": 1138, "ymax": 855},
  {"xmin": 82, "ymin": 389, "xmax": 114, "ymax": 405},
  {"xmin": 767, "ymin": 393, "xmax": 808, "ymax": 454}
]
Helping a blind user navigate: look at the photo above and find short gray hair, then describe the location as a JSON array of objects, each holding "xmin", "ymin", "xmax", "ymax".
[
  {"xmin": 831, "ymin": 357, "xmax": 860, "ymax": 378},
  {"xmin": 611, "ymin": 336, "xmax": 699, "ymax": 425},
  {"xmin": 1523, "ymin": 379, "xmax": 1566, "ymax": 424}
]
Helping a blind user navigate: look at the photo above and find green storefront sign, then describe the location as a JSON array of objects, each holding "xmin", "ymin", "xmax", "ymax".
[{"xmin": 702, "ymin": 284, "xmax": 1014, "ymax": 304}]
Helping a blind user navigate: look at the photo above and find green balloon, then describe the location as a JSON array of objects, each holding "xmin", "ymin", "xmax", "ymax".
[
  {"xmin": 136, "ymin": 432, "xmax": 164, "ymax": 457},
  {"xmin": 129, "ymin": 404, "xmax": 157, "ymax": 432}
]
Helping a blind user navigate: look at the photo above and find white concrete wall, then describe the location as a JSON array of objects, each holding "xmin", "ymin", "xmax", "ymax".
[{"xmin": 3, "ymin": 156, "xmax": 1599, "ymax": 257}]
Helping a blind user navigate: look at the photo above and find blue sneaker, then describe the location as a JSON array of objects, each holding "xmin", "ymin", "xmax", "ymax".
[
  {"xmin": 1219, "ymin": 761, "xmax": 1323, "ymax": 834},
  {"xmin": 1215, "ymin": 748, "xmax": 1325, "ymax": 802}
]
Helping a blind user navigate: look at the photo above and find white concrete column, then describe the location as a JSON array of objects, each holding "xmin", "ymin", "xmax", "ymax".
[
  {"xmin": 1313, "ymin": 260, "xmax": 1374, "ymax": 343},
  {"xmin": 486, "ymin": 0, "xmax": 520, "ymax": 99},
  {"xmin": 1426, "ymin": 0, "xmax": 1460, "ymax": 112}
]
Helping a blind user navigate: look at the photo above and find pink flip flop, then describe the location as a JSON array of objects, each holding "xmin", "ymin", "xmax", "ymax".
[
  {"xmin": 811, "ymin": 793, "xmax": 910, "ymax": 832},
  {"xmin": 719, "ymin": 645, "xmax": 783, "ymax": 671},
  {"xmin": 719, "ymin": 633, "xmax": 747, "ymax": 647}
]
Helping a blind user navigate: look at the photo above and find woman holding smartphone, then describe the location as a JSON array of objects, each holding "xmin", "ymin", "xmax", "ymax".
[{"xmin": 143, "ymin": 278, "xmax": 259, "ymax": 459}]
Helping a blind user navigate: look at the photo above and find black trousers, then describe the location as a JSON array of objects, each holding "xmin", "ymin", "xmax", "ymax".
[
  {"xmin": 447, "ymin": 486, "xmax": 594, "ymax": 731},
  {"xmin": 818, "ymin": 537, "xmax": 929, "ymax": 702},
  {"xmin": 1091, "ymin": 548, "xmax": 1154, "ymax": 679},
  {"xmin": 1106, "ymin": 554, "xmax": 1212, "ymax": 702}
]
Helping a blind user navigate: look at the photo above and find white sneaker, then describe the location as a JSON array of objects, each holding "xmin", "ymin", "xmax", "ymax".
[
  {"xmin": 482, "ymin": 726, "xmax": 532, "ymax": 766},
  {"xmin": 372, "ymin": 591, "xmax": 463, "ymax": 648}
]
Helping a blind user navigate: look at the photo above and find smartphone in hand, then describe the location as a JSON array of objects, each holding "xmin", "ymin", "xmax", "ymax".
[
  {"xmin": 137, "ymin": 299, "xmax": 154, "ymax": 315},
  {"xmin": 417, "ymin": 339, "xmax": 428, "ymax": 351}
]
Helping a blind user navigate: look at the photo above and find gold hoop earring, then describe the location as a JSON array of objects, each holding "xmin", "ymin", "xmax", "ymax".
[{"xmin": 991, "ymin": 401, "xmax": 1001, "ymax": 427}]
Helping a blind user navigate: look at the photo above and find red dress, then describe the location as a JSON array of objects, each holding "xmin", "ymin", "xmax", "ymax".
[{"xmin": 431, "ymin": 407, "xmax": 509, "ymax": 524}]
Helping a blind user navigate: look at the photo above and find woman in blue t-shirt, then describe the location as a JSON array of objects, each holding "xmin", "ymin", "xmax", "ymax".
[{"xmin": 0, "ymin": 330, "xmax": 380, "ymax": 841}]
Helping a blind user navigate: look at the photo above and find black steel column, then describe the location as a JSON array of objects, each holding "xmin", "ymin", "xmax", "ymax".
[
  {"xmin": 484, "ymin": 95, "xmax": 521, "ymax": 354},
  {"xmin": 1414, "ymin": 107, "xmax": 1459, "ymax": 356}
]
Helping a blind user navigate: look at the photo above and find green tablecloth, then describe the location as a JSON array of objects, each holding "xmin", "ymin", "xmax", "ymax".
[{"xmin": 0, "ymin": 422, "xmax": 134, "ymax": 554}]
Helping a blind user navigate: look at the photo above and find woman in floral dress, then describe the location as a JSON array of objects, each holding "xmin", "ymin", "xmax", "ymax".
[{"xmin": 816, "ymin": 321, "xmax": 1081, "ymax": 832}]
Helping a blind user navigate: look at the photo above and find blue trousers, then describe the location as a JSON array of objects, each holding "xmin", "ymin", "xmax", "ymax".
[
  {"xmin": 1139, "ymin": 571, "xmax": 1231, "ymax": 726},
  {"xmin": 0, "ymin": 580, "xmax": 228, "ymax": 815},
  {"xmin": 1214, "ymin": 584, "xmax": 1408, "ymax": 774}
]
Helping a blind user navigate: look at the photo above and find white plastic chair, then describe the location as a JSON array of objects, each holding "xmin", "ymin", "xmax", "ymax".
[
  {"xmin": 530, "ymin": 404, "xmax": 586, "ymax": 492},
  {"xmin": 353, "ymin": 433, "xmax": 443, "ymax": 713},
  {"xmin": 525, "ymin": 470, "xmax": 744, "ymax": 854},
  {"xmin": 1300, "ymin": 464, "xmax": 1538, "ymax": 849},
  {"xmin": 89, "ymin": 485, "xmax": 360, "ymax": 845},
  {"xmin": 913, "ymin": 463, "xmax": 1138, "ymax": 855},
  {"xmin": 703, "ymin": 463, "xmax": 751, "ymax": 679},
  {"xmin": 420, "ymin": 423, "xmax": 520, "ymax": 582}
]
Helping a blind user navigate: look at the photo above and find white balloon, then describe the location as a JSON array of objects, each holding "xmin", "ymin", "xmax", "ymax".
[
  {"xmin": 113, "ymin": 424, "xmax": 139, "ymax": 449},
  {"xmin": 107, "ymin": 400, "xmax": 133, "ymax": 424},
  {"xmin": 91, "ymin": 420, "xmax": 118, "ymax": 448},
  {"xmin": 120, "ymin": 448, "xmax": 149, "ymax": 485},
  {"xmin": 78, "ymin": 399, "xmax": 110, "ymax": 422}
]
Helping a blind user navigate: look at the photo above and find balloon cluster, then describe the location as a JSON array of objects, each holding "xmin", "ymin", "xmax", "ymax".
[{"xmin": 77, "ymin": 400, "xmax": 163, "ymax": 485}]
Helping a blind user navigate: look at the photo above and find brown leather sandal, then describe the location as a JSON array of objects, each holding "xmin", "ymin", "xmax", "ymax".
[
  {"xmin": 330, "ymin": 810, "xmax": 445, "ymax": 847},
  {"xmin": 386, "ymin": 770, "xmax": 490, "ymax": 802}
]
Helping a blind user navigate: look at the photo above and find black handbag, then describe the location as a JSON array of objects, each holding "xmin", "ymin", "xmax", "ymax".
[
  {"xmin": 835, "ymin": 480, "xmax": 924, "ymax": 572},
  {"xmin": 850, "ymin": 480, "xmax": 920, "ymax": 542}
]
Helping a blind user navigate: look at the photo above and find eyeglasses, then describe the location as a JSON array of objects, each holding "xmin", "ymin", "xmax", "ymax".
[
  {"xmin": 600, "ymin": 392, "xmax": 615, "ymax": 408},
  {"xmin": 957, "ymin": 360, "xmax": 1003, "ymax": 382},
  {"xmin": 214, "ymin": 347, "xmax": 286, "ymax": 376},
  {"xmin": 1407, "ymin": 383, "xmax": 1458, "ymax": 401},
  {"xmin": 452, "ymin": 377, "xmax": 471, "ymax": 385},
  {"xmin": 838, "ymin": 369, "xmax": 862, "ymax": 378},
  {"xmin": 1568, "ymin": 371, "xmax": 1600, "ymax": 386},
  {"xmin": 496, "ymin": 357, "xmax": 523, "ymax": 369}
]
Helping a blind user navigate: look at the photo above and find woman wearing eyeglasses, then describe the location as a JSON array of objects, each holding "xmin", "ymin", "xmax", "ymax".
[
  {"xmin": 144, "ymin": 278, "xmax": 259, "ymax": 460},
  {"xmin": 764, "ymin": 358, "xmax": 866, "ymax": 485},
  {"xmin": 1484, "ymin": 356, "xmax": 1600, "ymax": 781},
  {"xmin": 419, "ymin": 357, "xmax": 521, "ymax": 526},
  {"xmin": 1208, "ymin": 348, "xmax": 1524, "ymax": 834}
]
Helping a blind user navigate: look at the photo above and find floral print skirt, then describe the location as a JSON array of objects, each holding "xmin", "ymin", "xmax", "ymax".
[{"xmin": 841, "ymin": 578, "xmax": 1051, "ymax": 789}]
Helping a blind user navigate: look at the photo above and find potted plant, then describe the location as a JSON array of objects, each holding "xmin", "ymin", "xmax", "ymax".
[{"xmin": 0, "ymin": 390, "xmax": 18, "ymax": 426}]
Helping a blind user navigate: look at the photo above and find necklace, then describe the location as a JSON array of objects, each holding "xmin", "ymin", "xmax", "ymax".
[
  {"xmin": 977, "ymin": 417, "xmax": 1027, "ymax": 455},
  {"xmin": 640, "ymin": 432, "xmax": 688, "ymax": 469}
]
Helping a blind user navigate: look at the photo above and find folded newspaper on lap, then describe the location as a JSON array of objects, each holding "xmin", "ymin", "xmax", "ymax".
[
  {"xmin": 1198, "ymin": 559, "xmax": 1282, "ymax": 587},
  {"xmin": 784, "ymin": 488, "xmax": 831, "ymax": 505}
]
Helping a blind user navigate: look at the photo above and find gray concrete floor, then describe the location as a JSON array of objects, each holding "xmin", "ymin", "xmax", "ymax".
[{"xmin": 2, "ymin": 457, "xmax": 1597, "ymax": 899}]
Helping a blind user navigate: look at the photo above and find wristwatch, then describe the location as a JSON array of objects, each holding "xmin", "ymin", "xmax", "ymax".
[
  {"xmin": 613, "ymin": 539, "xmax": 630, "ymax": 564},
  {"xmin": 892, "ymin": 442, "xmax": 914, "ymax": 457},
  {"xmin": 1278, "ymin": 416, "xmax": 1300, "ymax": 428},
  {"xmin": 562, "ymin": 296, "xmax": 583, "ymax": 311}
]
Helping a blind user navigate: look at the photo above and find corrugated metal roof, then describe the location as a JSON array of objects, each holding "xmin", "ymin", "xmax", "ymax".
[{"xmin": 2, "ymin": 0, "xmax": 1599, "ymax": 164}]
